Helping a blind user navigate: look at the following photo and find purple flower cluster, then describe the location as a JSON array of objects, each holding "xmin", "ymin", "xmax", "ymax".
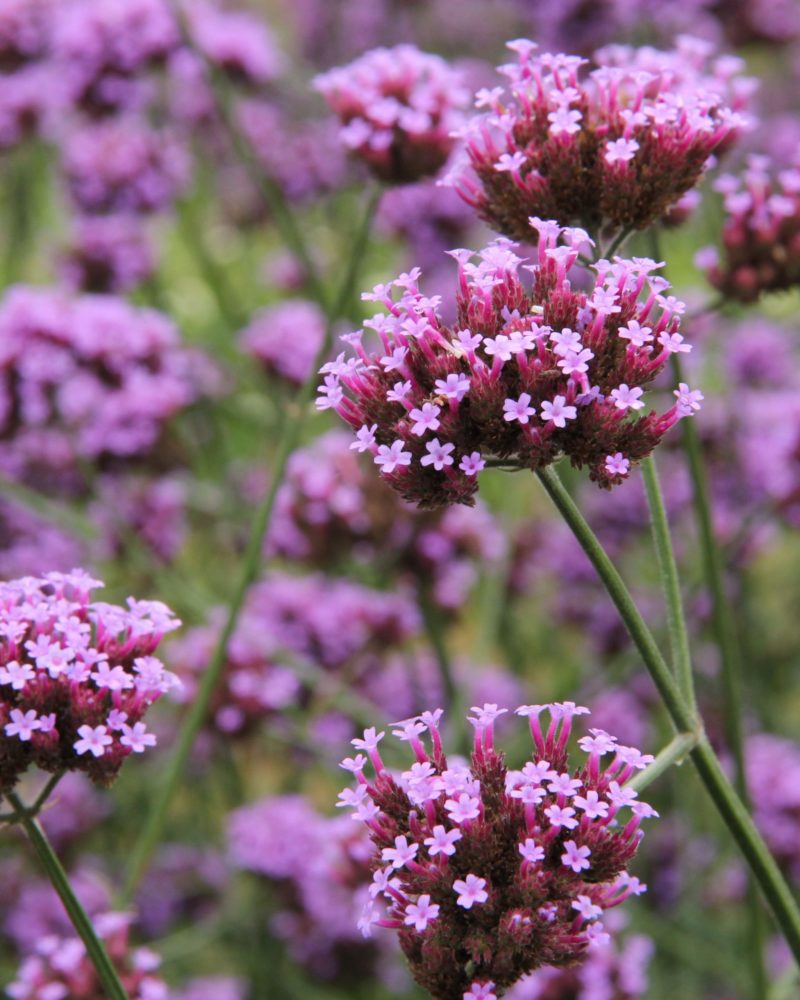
[
  {"xmin": 59, "ymin": 214, "xmax": 155, "ymax": 294},
  {"xmin": 0, "ymin": 287, "xmax": 209, "ymax": 484},
  {"xmin": 228, "ymin": 794, "xmax": 395, "ymax": 981},
  {"xmin": 315, "ymin": 45, "xmax": 468, "ymax": 184},
  {"xmin": 62, "ymin": 117, "xmax": 189, "ymax": 216},
  {"xmin": 170, "ymin": 573, "xmax": 419, "ymax": 736},
  {"xmin": 748, "ymin": 734, "xmax": 800, "ymax": 883},
  {"xmin": 340, "ymin": 703, "xmax": 655, "ymax": 998},
  {"xmin": 698, "ymin": 154, "xmax": 800, "ymax": 301},
  {"xmin": 267, "ymin": 430, "xmax": 505, "ymax": 610},
  {"xmin": 6, "ymin": 911, "xmax": 167, "ymax": 1000},
  {"xmin": 318, "ymin": 221, "xmax": 700, "ymax": 507},
  {"xmin": 238, "ymin": 299, "xmax": 326, "ymax": 386},
  {"xmin": 51, "ymin": 0, "xmax": 178, "ymax": 115},
  {"xmin": 0, "ymin": 570, "xmax": 181, "ymax": 793},
  {"xmin": 446, "ymin": 38, "xmax": 749, "ymax": 241},
  {"xmin": 185, "ymin": 0, "xmax": 284, "ymax": 87}
]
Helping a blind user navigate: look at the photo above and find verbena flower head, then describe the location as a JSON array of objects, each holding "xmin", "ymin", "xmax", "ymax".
[
  {"xmin": 238, "ymin": 299, "xmax": 326, "ymax": 387},
  {"xmin": 697, "ymin": 155, "xmax": 800, "ymax": 302},
  {"xmin": 318, "ymin": 223, "xmax": 700, "ymax": 508},
  {"xmin": 314, "ymin": 45, "xmax": 468, "ymax": 184},
  {"xmin": 6, "ymin": 911, "xmax": 167, "ymax": 1000},
  {"xmin": 0, "ymin": 570, "xmax": 181, "ymax": 794},
  {"xmin": 446, "ymin": 37, "xmax": 750, "ymax": 242},
  {"xmin": 0, "ymin": 0, "xmax": 50, "ymax": 72},
  {"xmin": 267, "ymin": 430, "xmax": 505, "ymax": 610},
  {"xmin": 341, "ymin": 702, "xmax": 655, "ymax": 999}
]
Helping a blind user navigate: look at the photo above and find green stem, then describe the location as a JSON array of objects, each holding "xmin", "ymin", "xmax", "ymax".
[
  {"xmin": 177, "ymin": 197, "xmax": 243, "ymax": 335},
  {"xmin": 602, "ymin": 225, "xmax": 633, "ymax": 260},
  {"xmin": 629, "ymin": 732, "xmax": 699, "ymax": 793},
  {"xmin": 671, "ymin": 355, "xmax": 747, "ymax": 794},
  {"xmin": 168, "ymin": 0, "xmax": 326, "ymax": 308},
  {"xmin": 121, "ymin": 189, "xmax": 379, "ymax": 901},
  {"xmin": 5, "ymin": 791, "xmax": 130, "ymax": 1000},
  {"xmin": 641, "ymin": 455, "xmax": 696, "ymax": 710},
  {"xmin": 535, "ymin": 464, "xmax": 800, "ymax": 965},
  {"xmin": 670, "ymin": 354, "xmax": 768, "ymax": 998}
]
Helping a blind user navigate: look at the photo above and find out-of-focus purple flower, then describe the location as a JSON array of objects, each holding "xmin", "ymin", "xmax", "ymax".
[
  {"xmin": 59, "ymin": 215, "xmax": 155, "ymax": 294},
  {"xmin": 228, "ymin": 793, "xmax": 396, "ymax": 982},
  {"xmin": 749, "ymin": 733, "xmax": 800, "ymax": 883},
  {"xmin": 238, "ymin": 299, "xmax": 326, "ymax": 386},
  {"xmin": 171, "ymin": 978, "xmax": 246, "ymax": 1000},
  {"xmin": 62, "ymin": 118, "xmax": 189, "ymax": 215},
  {"xmin": 319, "ymin": 225, "xmax": 699, "ymax": 507},
  {"xmin": 184, "ymin": 0, "xmax": 284, "ymax": 86},
  {"xmin": 90, "ymin": 473, "xmax": 189, "ymax": 565},
  {"xmin": 0, "ymin": 570, "xmax": 181, "ymax": 793},
  {"xmin": 505, "ymin": 923, "xmax": 653, "ymax": 998},
  {"xmin": 0, "ymin": 287, "xmax": 210, "ymax": 486},
  {"xmin": 4, "ymin": 866, "xmax": 111, "ymax": 952},
  {"xmin": 0, "ymin": 0, "xmax": 51, "ymax": 72},
  {"xmin": 447, "ymin": 37, "xmax": 752, "ymax": 241},
  {"xmin": 51, "ymin": 0, "xmax": 178, "ymax": 115},
  {"xmin": 135, "ymin": 844, "xmax": 228, "ymax": 937},
  {"xmin": 0, "ymin": 497, "xmax": 84, "ymax": 580},
  {"xmin": 0, "ymin": 64, "xmax": 54, "ymax": 149},
  {"xmin": 238, "ymin": 100, "xmax": 351, "ymax": 203},
  {"xmin": 170, "ymin": 573, "xmax": 419, "ymax": 737},
  {"xmin": 266, "ymin": 430, "xmax": 505, "ymax": 611},
  {"xmin": 343, "ymin": 703, "xmax": 654, "ymax": 997},
  {"xmin": 377, "ymin": 177, "xmax": 478, "ymax": 273},
  {"xmin": 37, "ymin": 772, "xmax": 111, "ymax": 850},
  {"xmin": 6, "ymin": 911, "xmax": 167, "ymax": 1000},
  {"xmin": 698, "ymin": 154, "xmax": 800, "ymax": 302},
  {"xmin": 315, "ymin": 45, "xmax": 468, "ymax": 184}
]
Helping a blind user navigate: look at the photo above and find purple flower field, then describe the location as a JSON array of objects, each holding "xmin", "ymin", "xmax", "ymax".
[{"xmin": 0, "ymin": 2, "xmax": 799, "ymax": 998}]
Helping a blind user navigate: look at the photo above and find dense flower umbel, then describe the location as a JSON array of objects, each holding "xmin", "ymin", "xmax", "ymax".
[
  {"xmin": 698, "ymin": 155, "xmax": 800, "ymax": 302},
  {"xmin": 0, "ymin": 570, "xmax": 181, "ymax": 794},
  {"xmin": 6, "ymin": 911, "xmax": 167, "ymax": 1000},
  {"xmin": 317, "ymin": 223, "xmax": 701, "ymax": 508},
  {"xmin": 341, "ymin": 703, "xmax": 654, "ymax": 999},
  {"xmin": 446, "ymin": 38, "xmax": 749, "ymax": 241},
  {"xmin": 314, "ymin": 45, "xmax": 468, "ymax": 184}
]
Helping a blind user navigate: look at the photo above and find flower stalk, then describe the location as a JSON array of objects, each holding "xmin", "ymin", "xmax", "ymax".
[
  {"xmin": 536, "ymin": 463, "xmax": 800, "ymax": 965},
  {"xmin": 5, "ymin": 790, "xmax": 130, "ymax": 1000}
]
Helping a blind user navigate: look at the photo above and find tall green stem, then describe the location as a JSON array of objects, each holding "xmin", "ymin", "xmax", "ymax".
[
  {"xmin": 670, "ymin": 354, "xmax": 768, "ymax": 997},
  {"xmin": 641, "ymin": 455, "xmax": 695, "ymax": 710},
  {"xmin": 122, "ymin": 190, "xmax": 379, "ymax": 901},
  {"xmin": 536, "ymin": 464, "xmax": 800, "ymax": 964},
  {"xmin": 671, "ymin": 355, "xmax": 747, "ymax": 792},
  {"xmin": 6, "ymin": 792, "xmax": 130, "ymax": 1000},
  {"xmin": 169, "ymin": 0, "xmax": 326, "ymax": 307}
]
